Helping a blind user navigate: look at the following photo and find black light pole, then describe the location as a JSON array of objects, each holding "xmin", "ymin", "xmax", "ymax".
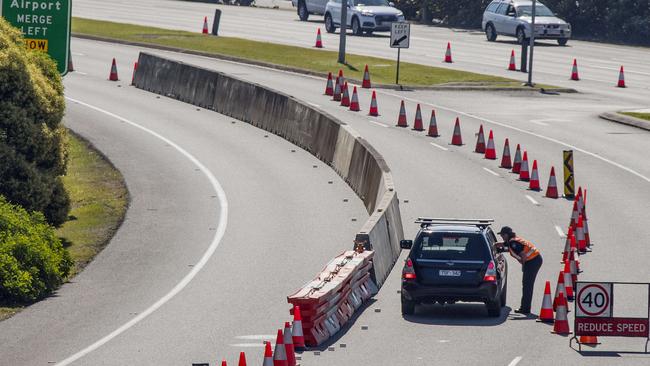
[
  {"xmin": 338, "ymin": 0, "xmax": 348, "ymax": 64},
  {"xmin": 526, "ymin": 0, "xmax": 536, "ymax": 86}
]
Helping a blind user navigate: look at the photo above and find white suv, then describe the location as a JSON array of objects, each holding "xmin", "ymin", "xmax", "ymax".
[
  {"xmin": 482, "ymin": 0, "xmax": 571, "ymax": 45},
  {"xmin": 324, "ymin": 0, "xmax": 405, "ymax": 36}
]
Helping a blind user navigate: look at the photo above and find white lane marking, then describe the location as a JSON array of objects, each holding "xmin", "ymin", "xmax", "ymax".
[
  {"xmin": 369, "ymin": 120, "xmax": 389, "ymax": 128},
  {"xmin": 555, "ymin": 225, "xmax": 566, "ymax": 238},
  {"xmin": 525, "ymin": 195, "xmax": 540, "ymax": 206},
  {"xmin": 230, "ymin": 343, "xmax": 268, "ymax": 348},
  {"xmin": 483, "ymin": 167, "xmax": 500, "ymax": 177},
  {"xmin": 307, "ymin": 102, "xmax": 320, "ymax": 108},
  {"xmin": 529, "ymin": 119, "xmax": 550, "ymax": 126},
  {"xmin": 379, "ymin": 91, "xmax": 650, "ymax": 184},
  {"xmin": 71, "ymin": 52, "xmax": 85, "ymax": 56},
  {"xmin": 235, "ymin": 335, "xmax": 276, "ymax": 340},
  {"xmin": 74, "ymin": 71, "xmax": 88, "ymax": 76},
  {"xmin": 438, "ymin": 340, "xmax": 450, "ymax": 343},
  {"xmin": 56, "ymin": 98, "xmax": 229, "ymax": 366},
  {"xmin": 508, "ymin": 356, "xmax": 523, "ymax": 366},
  {"xmin": 430, "ymin": 142, "xmax": 449, "ymax": 151}
]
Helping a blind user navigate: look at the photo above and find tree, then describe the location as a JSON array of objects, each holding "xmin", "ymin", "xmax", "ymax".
[{"xmin": 0, "ymin": 18, "xmax": 70, "ymax": 227}]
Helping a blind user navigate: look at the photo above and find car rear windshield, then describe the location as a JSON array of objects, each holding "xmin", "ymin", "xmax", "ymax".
[{"xmin": 414, "ymin": 232, "xmax": 489, "ymax": 261}]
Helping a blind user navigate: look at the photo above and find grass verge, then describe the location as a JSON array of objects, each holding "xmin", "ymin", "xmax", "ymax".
[
  {"xmin": 71, "ymin": 17, "xmax": 527, "ymax": 88},
  {"xmin": 621, "ymin": 112, "xmax": 650, "ymax": 121},
  {"xmin": 0, "ymin": 131, "xmax": 128, "ymax": 321}
]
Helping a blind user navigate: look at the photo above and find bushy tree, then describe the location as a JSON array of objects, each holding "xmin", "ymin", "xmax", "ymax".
[
  {"xmin": 0, "ymin": 18, "xmax": 70, "ymax": 226},
  {"xmin": 0, "ymin": 195, "xmax": 72, "ymax": 303}
]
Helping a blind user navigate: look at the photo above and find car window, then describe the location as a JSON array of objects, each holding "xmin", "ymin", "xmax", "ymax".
[
  {"xmin": 505, "ymin": 5, "xmax": 516, "ymax": 16},
  {"xmin": 517, "ymin": 4, "xmax": 554, "ymax": 17},
  {"xmin": 495, "ymin": 3, "xmax": 509, "ymax": 15},
  {"xmin": 486, "ymin": 2, "xmax": 499, "ymax": 12},
  {"xmin": 414, "ymin": 233, "xmax": 489, "ymax": 261},
  {"xmin": 353, "ymin": 0, "xmax": 389, "ymax": 6}
]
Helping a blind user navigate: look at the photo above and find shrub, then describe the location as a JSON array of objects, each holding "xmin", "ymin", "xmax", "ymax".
[
  {"xmin": 0, "ymin": 196, "xmax": 72, "ymax": 303},
  {"xmin": 0, "ymin": 18, "xmax": 70, "ymax": 227}
]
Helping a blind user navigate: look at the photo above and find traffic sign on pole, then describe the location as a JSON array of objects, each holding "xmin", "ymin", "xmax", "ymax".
[
  {"xmin": 390, "ymin": 22, "xmax": 409, "ymax": 86},
  {"xmin": 1, "ymin": 0, "xmax": 72, "ymax": 75}
]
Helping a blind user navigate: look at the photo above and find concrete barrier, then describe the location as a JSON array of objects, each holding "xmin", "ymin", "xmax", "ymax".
[{"xmin": 133, "ymin": 52, "xmax": 403, "ymax": 287}]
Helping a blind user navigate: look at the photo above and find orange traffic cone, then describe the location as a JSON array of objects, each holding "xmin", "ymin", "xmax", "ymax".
[
  {"xmin": 412, "ymin": 104, "xmax": 424, "ymax": 131},
  {"xmin": 508, "ymin": 50, "xmax": 516, "ymax": 71},
  {"xmin": 263, "ymin": 341, "xmax": 273, "ymax": 366},
  {"xmin": 273, "ymin": 329, "xmax": 288, "ymax": 366},
  {"xmin": 368, "ymin": 91, "xmax": 379, "ymax": 116},
  {"xmin": 333, "ymin": 76, "xmax": 341, "ymax": 102},
  {"xmin": 340, "ymin": 82, "xmax": 350, "ymax": 107},
  {"xmin": 427, "ymin": 110, "xmax": 439, "ymax": 137},
  {"xmin": 617, "ymin": 66, "xmax": 626, "ymax": 87},
  {"xmin": 577, "ymin": 186, "xmax": 584, "ymax": 213},
  {"xmin": 451, "ymin": 117, "xmax": 463, "ymax": 145},
  {"xmin": 238, "ymin": 352, "xmax": 247, "ymax": 366},
  {"xmin": 283, "ymin": 322, "xmax": 296, "ymax": 366},
  {"xmin": 570, "ymin": 59, "xmax": 580, "ymax": 81},
  {"xmin": 362, "ymin": 64, "xmax": 371, "ymax": 88},
  {"xmin": 338, "ymin": 69, "xmax": 344, "ymax": 83},
  {"xmin": 109, "ymin": 58, "xmax": 119, "ymax": 81},
  {"xmin": 569, "ymin": 199, "xmax": 579, "ymax": 232},
  {"xmin": 546, "ymin": 166, "xmax": 559, "ymax": 198},
  {"xmin": 485, "ymin": 130, "xmax": 497, "ymax": 159},
  {"xmin": 202, "ymin": 16, "xmax": 209, "ymax": 34},
  {"xmin": 68, "ymin": 50, "xmax": 74, "ymax": 72},
  {"xmin": 562, "ymin": 226, "xmax": 574, "ymax": 262},
  {"xmin": 324, "ymin": 72, "xmax": 334, "ymax": 96},
  {"xmin": 519, "ymin": 151, "xmax": 530, "ymax": 181},
  {"xmin": 131, "ymin": 61, "xmax": 138, "ymax": 85},
  {"xmin": 292, "ymin": 305, "xmax": 305, "ymax": 349},
  {"xmin": 579, "ymin": 335, "xmax": 599, "ymax": 345},
  {"xmin": 315, "ymin": 28, "xmax": 323, "ymax": 48},
  {"xmin": 222, "ymin": 360, "xmax": 227, "ymax": 366},
  {"xmin": 538, "ymin": 281, "xmax": 554, "ymax": 323},
  {"xmin": 444, "ymin": 42, "xmax": 453, "ymax": 63},
  {"xmin": 500, "ymin": 138, "xmax": 512, "ymax": 168},
  {"xmin": 569, "ymin": 250, "xmax": 580, "ymax": 280},
  {"xmin": 576, "ymin": 214, "xmax": 587, "ymax": 253},
  {"xmin": 563, "ymin": 263, "xmax": 574, "ymax": 300},
  {"xmin": 553, "ymin": 293, "xmax": 571, "ymax": 335},
  {"xmin": 554, "ymin": 271, "xmax": 567, "ymax": 310},
  {"xmin": 512, "ymin": 144, "xmax": 522, "ymax": 173},
  {"xmin": 529, "ymin": 160, "xmax": 541, "ymax": 190},
  {"xmin": 475, "ymin": 125, "xmax": 486, "ymax": 153},
  {"xmin": 349, "ymin": 86, "xmax": 360, "ymax": 111},
  {"xmin": 396, "ymin": 100, "xmax": 408, "ymax": 127}
]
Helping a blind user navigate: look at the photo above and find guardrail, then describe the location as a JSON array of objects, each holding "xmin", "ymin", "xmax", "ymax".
[{"xmin": 133, "ymin": 52, "xmax": 404, "ymax": 288}]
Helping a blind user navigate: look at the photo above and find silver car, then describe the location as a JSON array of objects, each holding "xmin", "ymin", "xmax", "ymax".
[
  {"xmin": 482, "ymin": 0, "xmax": 571, "ymax": 45},
  {"xmin": 324, "ymin": 0, "xmax": 405, "ymax": 36}
]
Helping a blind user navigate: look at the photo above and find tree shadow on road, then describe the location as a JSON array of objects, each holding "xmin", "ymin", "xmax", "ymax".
[{"xmin": 401, "ymin": 303, "xmax": 511, "ymax": 326}]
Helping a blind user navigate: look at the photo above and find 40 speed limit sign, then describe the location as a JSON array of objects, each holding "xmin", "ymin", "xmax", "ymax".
[{"xmin": 576, "ymin": 282, "xmax": 613, "ymax": 318}]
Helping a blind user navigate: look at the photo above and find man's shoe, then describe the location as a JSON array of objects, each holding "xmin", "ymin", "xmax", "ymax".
[{"xmin": 514, "ymin": 309, "xmax": 531, "ymax": 314}]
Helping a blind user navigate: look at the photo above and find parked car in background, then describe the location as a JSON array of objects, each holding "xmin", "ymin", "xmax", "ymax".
[
  {"xmin": 292, "ymin": 0, "xmax": 328, "ymax": 21},
  {"xmin": 324, "ymin": 0, "xmax": 405, "ymax": 35},
  {"xmin": 482, "ymin": 0, "xmax": 571, "ymax": 45}
]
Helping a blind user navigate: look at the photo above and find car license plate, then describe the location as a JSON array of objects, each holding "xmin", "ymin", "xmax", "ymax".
[{"xmin": 439, "ymin": 270, "xmax": 461, "ymax": 277}]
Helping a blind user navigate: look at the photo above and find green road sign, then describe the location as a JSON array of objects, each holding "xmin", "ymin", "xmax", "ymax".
[{"xmin": 1, "ymin": 0, "xmax": 72, "ymax": 75}]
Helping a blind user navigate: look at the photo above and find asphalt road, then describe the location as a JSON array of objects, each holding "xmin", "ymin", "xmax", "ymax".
[
  {"xmin": 0, "ymin": 40, "xmax": 367, "ymax": 365},
  {"xmin": 73, "ymin": 0, "xmax": 650, "ymax": 105}
]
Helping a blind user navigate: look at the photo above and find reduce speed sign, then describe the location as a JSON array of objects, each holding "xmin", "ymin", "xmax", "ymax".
[{"xmin": 576, "ymin": 282, "xmax": 613, "ymax": 318}]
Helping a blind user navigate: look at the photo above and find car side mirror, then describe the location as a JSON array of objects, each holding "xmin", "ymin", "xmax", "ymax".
[
  {"xmin": 400, "ymin": 240, "xmax": 413, "ymax": 249},
  {"xmin": 389, "ymin": 1, "xmax": 395, "ymax": 6}
]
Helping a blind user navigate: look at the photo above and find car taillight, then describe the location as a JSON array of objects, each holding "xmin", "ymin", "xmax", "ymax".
[
  {"xmin": 483, "ymin": 260, "xmax": 497, "ymax": 282},
  {"xmin": 403, "ymin": 258, "xmax": 416, "ymax": 280}
]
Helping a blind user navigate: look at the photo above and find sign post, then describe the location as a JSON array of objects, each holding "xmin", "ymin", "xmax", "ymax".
[
  {"xmin": 390, "ymin": 22, "xmax": 410, "ymax": 86},
  {"xmin": 1, "ymin": 0, "xmax": 72, "ymax": 75}
]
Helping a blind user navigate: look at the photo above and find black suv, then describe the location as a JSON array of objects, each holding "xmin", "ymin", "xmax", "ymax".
[{"xmin": 400, "ymin": 218, "xmax": 507, "ymax": 317}]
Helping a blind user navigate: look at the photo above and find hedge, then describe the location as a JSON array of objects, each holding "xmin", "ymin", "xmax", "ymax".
[
  {"xmin": 0, "ymin": 18, "xmax": 70, "ymax": 227},
  {"xmin": 0, "ymin": 196, "xmax": 72, "ymax": 303}
]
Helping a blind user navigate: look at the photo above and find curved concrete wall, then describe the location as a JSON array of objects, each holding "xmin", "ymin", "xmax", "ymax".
[{"xmin": 133, "ymin": 52, "xmax": 403, "ymax": 287}]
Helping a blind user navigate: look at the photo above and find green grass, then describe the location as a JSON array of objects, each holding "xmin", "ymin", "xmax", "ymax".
[
  {"xmin": 621, "ymin": 112, "xmax": 650, "ymax": 121},
  {"xmin": 1, "ymin": 132, "xmax": 128, "ymax": 322},
  {"xmin": 72, "ymin": 17, "xmax": 522, "ymax": 87}
]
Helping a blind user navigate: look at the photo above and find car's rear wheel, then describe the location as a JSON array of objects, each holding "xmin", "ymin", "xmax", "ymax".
[
  {"xmin": 401, "ymin": 297, "xmax": 416, "ymax": 315},
  {"xmin": 351, "ymin": 17, "xmax": 363, "ymax": 36},
  {"xmin": 516, "ymin": 27, "xmax": 527, "ymax": 45},
  {"xmin": 298, "ymin": 1, "xmax": 309, "ymax": 21},
  {"xmin": 486, "ymin": 297, "xmax": 502, "ymax": 317},
  {"xmin": 324, "ymin": 13, "xmax": 336, "ymax": 33},
  {"xmin": 485, "ymin": 23, "xmax": 497, "ymax": 41},
  {"xmin": 557, "ymin": 38, "xmax": 568, "ymax": 46}
]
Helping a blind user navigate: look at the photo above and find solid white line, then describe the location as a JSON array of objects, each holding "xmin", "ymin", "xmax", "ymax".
[
  {"xmin": 529, "ymin": 119, "xmax": 550, "ymax": 126},
  {"xmin": 56, "ymin": 98, "xmax": 229, "ymax": 366},
  {"xmin": 555, "ymin": 225, "xmax": 566, "ymax": 238},
  {"xmin": 74, "ymin": 71, "xmax": 88, "ymax": 76},
  {"xmin": 508, "ymin": 356, "xmax": 523, "ymax": 366},
  {"xmin": 369, "ymin": 120, "xmax": 389, "ymax": 128},
  {"xmin": 525, "ymin": 195, "xmax": 540, "ymax": 206},
  {"xmin": 235, "ymin": 335, "xmax": 276, "ymax": 340},
  {"xmin": 483, "ymin": 167, "xmax": 500, "ymax": 176},
  {"xmin": 229, "ymin": 343, "xmax": 268, "ymax": 348},
  {"xmin": 379, "ymin": 91, "xmax": 650, "ymax": 184},
  {"xmin": 430, "ymin": 142, "xmax": 449, "ymax": 151}
]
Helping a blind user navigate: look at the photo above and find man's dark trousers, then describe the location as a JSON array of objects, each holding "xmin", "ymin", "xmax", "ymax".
[{"xmin": 521, "ymin": 255, "xmax": 543, "ymax": 312}]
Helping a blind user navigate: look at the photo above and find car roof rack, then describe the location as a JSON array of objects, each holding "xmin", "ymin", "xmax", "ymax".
[{"xmin": 415, "ymin": 218, "xmax": 494, "ymax": 229}]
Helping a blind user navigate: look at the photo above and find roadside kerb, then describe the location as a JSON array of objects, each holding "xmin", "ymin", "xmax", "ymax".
[{"xmin": 599, "ymin": 112, "xmax": 650, "ymax": 132}]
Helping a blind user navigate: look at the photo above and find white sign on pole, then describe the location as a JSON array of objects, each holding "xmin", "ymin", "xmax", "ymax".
[
  {"xmin": 390, "ymin": 22, "xmax": 410, "ymax": 49},
  {"xmin": 576, "ymin": 282, "xmax": 613, "ymax": 318}
]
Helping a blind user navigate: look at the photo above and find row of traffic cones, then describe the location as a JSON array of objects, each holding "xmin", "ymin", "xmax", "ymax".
[
  {"xmin": 570, "ymin": 58, "xmax": 627, "ymax": 87},
  {"xmin": 107, "ymin": 58, "xmax": 139, "ymax": 85}
]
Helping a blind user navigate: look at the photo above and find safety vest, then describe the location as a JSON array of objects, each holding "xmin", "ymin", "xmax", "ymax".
[{"xmin": 508, "ymin": 237, "xmax": 540, "ymax": 262}]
